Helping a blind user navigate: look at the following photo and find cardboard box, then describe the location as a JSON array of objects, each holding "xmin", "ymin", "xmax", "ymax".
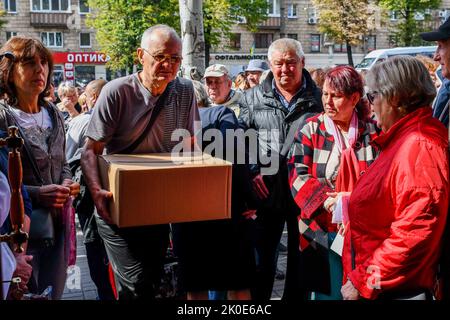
[{"xmin": 98, "ymin": 153, "xmax": 232, "ymax": 227}]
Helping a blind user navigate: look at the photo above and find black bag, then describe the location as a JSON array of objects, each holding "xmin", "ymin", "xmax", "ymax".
[{"xmin": 28, "ymin": 207, "xmax": 55, "ymax": 247}]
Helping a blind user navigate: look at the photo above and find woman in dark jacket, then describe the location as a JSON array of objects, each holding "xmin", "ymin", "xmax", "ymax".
[{"xmin": 0, "ymin": 37, "xmax": 79, "ymax": 299}]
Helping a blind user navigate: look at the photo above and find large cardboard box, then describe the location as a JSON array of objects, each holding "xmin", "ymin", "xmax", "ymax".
[{"xmin": 97, "ymin": 153, "xmax": 232, "ymax": 227}]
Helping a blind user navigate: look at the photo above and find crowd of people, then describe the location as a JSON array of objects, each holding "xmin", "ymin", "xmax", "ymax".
[{"xmin": 0, "ymin": 19, "xmax": 450, "ymax": 302}]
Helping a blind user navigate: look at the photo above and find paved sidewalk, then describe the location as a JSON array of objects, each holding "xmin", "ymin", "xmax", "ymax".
[{"xmin": 62, "ymin": 221, "xmax": 287, "ymax": 300}]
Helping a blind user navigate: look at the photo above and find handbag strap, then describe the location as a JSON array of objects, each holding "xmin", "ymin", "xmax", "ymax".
[
  {"xmin": 0, "ymin": 102, "xmax": 44, "ymax": 185},
  {"xmin": 120, "ymin": 84, "xmax": 171, "ymax": 154}
]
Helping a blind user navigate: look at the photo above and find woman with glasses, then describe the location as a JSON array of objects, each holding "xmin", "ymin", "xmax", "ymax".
[
  {"xmin": 287, "ymin": 65, "xmax": 379, "ymax": 300},
  {"xmin": 341, "ymin": 55, "xmax": 449, "ymax": 300}
]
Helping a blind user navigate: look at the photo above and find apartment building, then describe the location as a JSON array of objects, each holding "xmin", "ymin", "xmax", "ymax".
[
  {"xmin": 1, "ymin": 0, "xmax": 106, "ymax": 86},
  {"xmin": 2, "ymin": 0, "xmax": 450, "ymax": 82},
  {"xmin": 211, "ymin": 0, "xmax": 450, "ymax": 75}
]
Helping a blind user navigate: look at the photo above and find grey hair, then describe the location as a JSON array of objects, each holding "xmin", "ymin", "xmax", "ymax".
[
  {"xmin": 268, "ymin": 38, "xmax": 305, "ymax": 62},
  {"xmin": 57, "ymin": 80, "xmax": 76, "ymax": 97},
  {"xmin": 192, "ymin": 80, "xmax": 209, "ymax": 108},
  {"xmin": 140, "ymin": 24, "xmax": 181, "ymax": 49},
  {"xmin": 366, "ymin": 55, "xmax": 436, "ymax": 112}
]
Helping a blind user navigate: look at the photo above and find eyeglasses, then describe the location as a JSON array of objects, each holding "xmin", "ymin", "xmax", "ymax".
[
  {"xmin": 366, "ymin": 91, "xmax": 379, "ymax": 105},
  {"xmin": 142, "ymin": 48, "xmax": 182, "ymax": 64}
]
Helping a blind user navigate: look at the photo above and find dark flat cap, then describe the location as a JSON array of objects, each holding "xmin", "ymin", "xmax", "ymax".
[{"xmin": 421, "ymin": 17, "xmax": 450, "ymax": 41}]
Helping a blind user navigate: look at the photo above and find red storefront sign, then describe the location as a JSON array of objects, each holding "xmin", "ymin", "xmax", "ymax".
[
  {"xmin": 52, "ymin": 52, "xmax": 110, "ymax": 84},
  {"xmin": 53, "ymin": 52, "xmax": 110, "ymax": 65}
]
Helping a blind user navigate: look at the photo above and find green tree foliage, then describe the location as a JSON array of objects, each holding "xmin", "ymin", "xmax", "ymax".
[
  {"xmin": 86, "ymin": 0, "xmax": 179, "ymax": 72},
  {"xmin": 313, "ymin": 0, "xmax": 374, "ymax": 66},
  {"xmin": 203, "ymin": 0, "xmax": 268, "ymax": 64},
  {"xmin": 87, "ymin": 0, "xmax": 268, "ymax": 72},
  {"xmin": 0, "ymin": 10, "xmax": 7, "ymax": 32},
  {"xmin": 378, "ymin": 0, "xmax": 441, "ymax": 47}
]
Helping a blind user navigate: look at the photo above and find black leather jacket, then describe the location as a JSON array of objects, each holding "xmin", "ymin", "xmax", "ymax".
[{"xmin": 238, "ymin": 69, "xmax": 323, "ymax": 211}]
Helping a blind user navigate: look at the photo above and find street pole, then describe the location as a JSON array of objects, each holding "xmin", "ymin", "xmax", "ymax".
[{"xmin": 179, "ymin": 0, "xmax": 206, "ymax": 80}]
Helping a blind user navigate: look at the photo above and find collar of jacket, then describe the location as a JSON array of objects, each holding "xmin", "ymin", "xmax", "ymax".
[
  {"xmin": 316, "ymin": 113, "xmax": 376, "ymax": 146},
  {"xmin": 371, "ymin": 107, "xmax": 432, "ymax": 149},
  {"xmin": 262, "ymin": 68, "xmax": 318, "ymax": 118}
]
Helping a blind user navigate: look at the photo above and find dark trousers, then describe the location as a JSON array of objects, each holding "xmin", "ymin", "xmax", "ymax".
[
  {"xmin": 95, "ymin": 212, "xmax": 169, "ymax": 300},
  {"xmin": 85, "ymin": 240, "xmax": 115, "ymax": 300},
  {"xmin": 282, "ymin": 208, "xmax": 309, "ymax": 301},
  {"xmin": 251, "ymin": 208, "xmax": 285, "ymax": 300},
  {"xmin": 77, "ymin": 208, "xmax": 115, "ymax": 300}
]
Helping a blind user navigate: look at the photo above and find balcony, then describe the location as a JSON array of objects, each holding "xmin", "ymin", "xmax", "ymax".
[
  {"xmin": 30, "ymin": 12, "xmax": 71, "ymax": 28},
  {"xmin": 258, "ymin": 16, "xmax": 281, "ymax": 29}
]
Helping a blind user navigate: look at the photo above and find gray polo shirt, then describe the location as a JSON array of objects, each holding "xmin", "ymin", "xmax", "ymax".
[{"xmin": 86, "ymin": 73, "xmax": 199, "ymax": 154}]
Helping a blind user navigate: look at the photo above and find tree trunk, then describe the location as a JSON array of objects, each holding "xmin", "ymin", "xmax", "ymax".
[
  {"xmin": 179, "ymin": 0, "xmax": 206, "ymax": 80},
  {"xmin": 346, "ymin": 41, "xmax": 354, "ymax": 67},
  {"xmin": 205, "ymin": 41, "xmax": 210, "ymax": 68}
]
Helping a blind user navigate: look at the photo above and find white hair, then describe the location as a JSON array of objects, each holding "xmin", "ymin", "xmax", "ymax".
[
  {"xmin": 140, "ymin": 24, "xmax": 180, "ymax": 49},
  {"xmin": 267, "ymin": 38, "xmax": 305, "ymax": 62}
]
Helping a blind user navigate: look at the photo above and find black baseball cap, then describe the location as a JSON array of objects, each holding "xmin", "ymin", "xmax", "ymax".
[{"xmin": 421, "ymin": 18, "xmax": 450, "ymax": 41}]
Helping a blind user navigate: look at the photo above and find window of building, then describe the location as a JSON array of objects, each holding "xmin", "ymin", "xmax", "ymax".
[
  {"xmin": 388, "ymin": 35, "xmax": 397, "ymax": 48},
  {"xmin": 79, "ymin": 32, "xmax": 91, "ymax": 47},
  {"xmin": 255, "ymin": 33, "xmax": 273, "ymax": 48},
  {"xmin": 229, "ymin": 33, "xmax": 241, "ymax": 49},
  {"xmin": 41, "ymin": 32, "xmax": 63, "ymax": 47},
  {"xmin": 390, "ymin": 10, "xmax": 398, "ymax": 21},
  {"xmin": 334, "ymin": 43, "xmax": 347, "ymax": 53},
  {"xmin": 311, "ymin": 34, "xmax": 320, "ymax": 52},
  {"xmin": 366, "ymin": 35, "xmax": 376, "ymax": 52},
  {"xmin": 267, "ymin": 0, "xmax": 280, "ymax": 17},
  {"xmin": 79, "ymin": 0, "xmax": 89, "ymax": 14},
  {"xmin": 6, "ymin": 31, "xmax": 17, "ymax": 40},
  {"xmin": 53, "ymin": 65, "xmax": 64, "ymax": 86},
  {"xmin": 287, "ymin": 33, "xmax": 298, "ymax": 40},
  {"xmin": 4, "ymin": 0, "xmax": 17, "ymax": 12},
  {"xmin": 75, "ymin": 65, "xmax": 95, "ymax": 87},
  {"xmin": 31, "ymin": 0, "xmax": 69, "ymax": 12},
  {"xmin": 287, "ymin": 3, "xmax": 297, "ymax": 18}
]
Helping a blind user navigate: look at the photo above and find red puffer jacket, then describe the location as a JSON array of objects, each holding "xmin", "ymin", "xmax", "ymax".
[{"xmin": 343, "ymin": 107, "xmax": 449, "ymax": 300}]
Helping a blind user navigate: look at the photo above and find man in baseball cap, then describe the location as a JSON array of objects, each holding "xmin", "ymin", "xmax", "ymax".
[
  {"xmin": 203, "ymin": 64, "xmax": 242, "ymax": 116},
  {"xmin": 245, "ymin": 59, "xmax": 269, "ymax": 88}
]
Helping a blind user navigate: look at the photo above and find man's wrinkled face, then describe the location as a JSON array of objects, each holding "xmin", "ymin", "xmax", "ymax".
[
  {"xmin": 434, "ymin": 38, "xmax": 450, "ymax": 79},
  {"xmin": 205, "ymin": 75, "xmax": 232, "ymax": 104},
  {"xmin": 246, "ymin": 70, "xmax": 262, "ymax": 88},
  {"xmin": 138, "ymin": 35, "xmax": 182, "ymax": 91},
  {"xmin": 270, "ymin": 49, "xmax": 304, "ymax": 92}
]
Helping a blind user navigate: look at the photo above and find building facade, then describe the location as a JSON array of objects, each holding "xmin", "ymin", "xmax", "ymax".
[
  {"xmin": 2, "ymin": 0, "xmax": 450, "ymax": 81},
  {"xmin": 1, "ymin": 0, "xmax": 107, "ymax": 87},
  {"xmin": 211, "ymin": 0, "xmax": 450, "ymax": 75}
]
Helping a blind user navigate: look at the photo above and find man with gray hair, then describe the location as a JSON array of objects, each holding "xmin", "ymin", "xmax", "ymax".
[
  {"xmin": 238, "ymin": 38, "xmax": 323, "ymax": 300},
  {"xmin": 81, "ymin": 25, "xmax": 199, "ymax": 299}
]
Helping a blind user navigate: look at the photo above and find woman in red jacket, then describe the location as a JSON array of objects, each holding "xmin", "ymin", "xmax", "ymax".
[{"xmin": 342, "ymin": 55, "xmax": 450, "ymax": 300}]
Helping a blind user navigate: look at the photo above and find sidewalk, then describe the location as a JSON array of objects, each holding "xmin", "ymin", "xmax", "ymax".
[{"xmin": 62, "ymin": 221, "xmax": 288, "ymax": 300}]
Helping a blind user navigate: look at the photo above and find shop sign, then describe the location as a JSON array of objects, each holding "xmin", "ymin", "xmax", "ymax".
[
  {"xmin": 211, "ymin": 53, "xmax": 268, "ymax": 61},
  {"xmin": 65, "ymin": 63, "xmax": 74, "ymax": 70},
  {"xmin": 53, "ymin": 52, "xmax": 110, "ymax": 65}
]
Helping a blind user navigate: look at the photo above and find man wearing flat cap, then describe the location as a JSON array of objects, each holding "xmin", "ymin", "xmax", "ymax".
[
  {"xmin": 421, "ymin": 18, "xmax": 450, "ymax": 128},
  {"xmin": 245, "ymin": 59, "xmax": 269, "ymax": 88},
  {"xmin": 204, "ymin": 64, "xmax": 242, "ymax": 117},
  {"xmin": 421, "ymin": 17, "xmax": 450, "ymax": 300}
]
